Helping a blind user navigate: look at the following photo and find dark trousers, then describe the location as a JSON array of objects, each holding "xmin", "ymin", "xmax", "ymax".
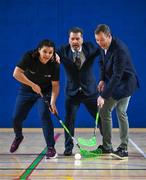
[
  {"xmin": 12, "ymin": 86, "xmax": 55, "ymax": 148},
  {"xmin": 64, "ymin": 92, "xmax": 100, "ymax": 150}
]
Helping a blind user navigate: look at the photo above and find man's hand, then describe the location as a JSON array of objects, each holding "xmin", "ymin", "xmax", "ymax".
[
  {"xmin": 55, "ymin": 53, "xmax": 60, "ymax": 64},
  {"xmin": 50, "ymin": 103, "xmax": 58, "ymax": 114},
  {"xmin": 97, "ymin": 96, "xmax": 105, "ymax": 108},
  {"xmin": 97, "ymin": 80, "xmax": 105, "ymax": 92}
]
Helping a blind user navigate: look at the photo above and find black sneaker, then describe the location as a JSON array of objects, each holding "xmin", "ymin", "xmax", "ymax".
[
  {"xmin": 111, "ymin": 147, "xmax": 128, "ymax": 160},
  {"xmin": 97, "ymin": 145, "xmax": 113, "ymax": 154},
  {"xmin": 10, "ymin": 136, "xmax": 24, "ymax": 153},
  {"xmin": 64, "ymin": 149, "xmax": 72, "ymax": 156},
  {"xmin": 46, "ymin": 147, "xmax": 57, "ymax": 159}
]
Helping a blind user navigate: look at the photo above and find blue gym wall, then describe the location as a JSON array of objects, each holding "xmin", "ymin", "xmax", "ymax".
[{"xmin": 0, "ymin": 0, "xmax": 146, "ymax": 128}]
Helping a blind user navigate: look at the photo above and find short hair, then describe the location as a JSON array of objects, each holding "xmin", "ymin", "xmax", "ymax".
[
  {"xmin": 94, "ymin": 24, "xmax": 111, "ymax": 35},
  {"xmin": 68, "ymin": 27, "xmax": 83, "ymax": 36}
]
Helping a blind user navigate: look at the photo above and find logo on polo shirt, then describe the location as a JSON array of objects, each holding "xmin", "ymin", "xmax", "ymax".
[
  {"xmin": 29, "ymin": 70, "xmax": 36, "ymax": 74},
  {"xmin": 44, "ymin": 74, "xmax": 51, "ymax": 78}
]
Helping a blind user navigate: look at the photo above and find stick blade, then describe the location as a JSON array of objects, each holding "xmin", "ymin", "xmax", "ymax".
[
  {"xmin": 78, "ymin": 136, "xmax": 97, "ymax": 147},
  {"xmin": 80, "ymin": 148, "xmax": 102, "ymax": 158}
]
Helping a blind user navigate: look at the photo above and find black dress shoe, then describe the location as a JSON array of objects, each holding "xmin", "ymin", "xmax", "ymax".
[
  {"xmin": 98, "ymin": 145, "xmax": 113, "ymax": 154},
  {"xmin": 64, "ymin": 149, "xmax": 72, "ymax": 156}
]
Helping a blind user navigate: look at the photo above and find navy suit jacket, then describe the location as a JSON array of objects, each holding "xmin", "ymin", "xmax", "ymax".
[
  {"xmin": 99, "ymin": 37, "xmax": 139, "ymax": 100},
  {"xmin": 58, "ymin": 42, "xmax": 100, "ymax": 96}
]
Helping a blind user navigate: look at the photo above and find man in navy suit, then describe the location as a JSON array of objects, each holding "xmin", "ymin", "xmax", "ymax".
[
  {"xmin": 58, "ymin": 27, "xmax": 100, "ymax": 156},
  {"xmin": 94, "ymin": 24, "xmax": 139, "ymax": 159}
]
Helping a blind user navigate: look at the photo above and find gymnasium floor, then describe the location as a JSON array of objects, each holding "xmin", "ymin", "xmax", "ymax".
[{"xmin": 0, "ymin": 128, "xmax": 146, "ymax": 180}]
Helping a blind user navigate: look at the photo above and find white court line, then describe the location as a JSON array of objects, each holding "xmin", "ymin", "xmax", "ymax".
[{"xmin": 129, "ymin": 138, "xmax": 146, "ymax": 158}]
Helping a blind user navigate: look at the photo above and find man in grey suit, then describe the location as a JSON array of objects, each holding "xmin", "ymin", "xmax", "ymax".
[{"xmin": 94, "ymin": 24, "xmax": 139, "ymax": 159}]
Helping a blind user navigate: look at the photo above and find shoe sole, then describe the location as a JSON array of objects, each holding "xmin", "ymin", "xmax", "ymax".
[
  {"xmin": 64, "ymin": 154, "xmax": 73, "ymax": 156},
  {"xmin": 46, "ymin": 153, "xmax": 58, "ymax": 159},
  {"xmin": 111, "ymin": 153, "xmax": 128, "ymax": 160},
  {"xmin": 101, "ymin": 153, "xmax": 112, "ymax": 156}
]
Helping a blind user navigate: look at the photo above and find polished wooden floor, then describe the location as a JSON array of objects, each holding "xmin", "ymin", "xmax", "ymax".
[{"xmin": 0, "ymin": 128, "xmax": 146, "ymax": 180}]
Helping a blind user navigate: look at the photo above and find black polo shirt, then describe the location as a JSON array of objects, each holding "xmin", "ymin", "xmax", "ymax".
[{"xmin": 17, "ymin": 51, "xmax": 60, "ymax": 93}]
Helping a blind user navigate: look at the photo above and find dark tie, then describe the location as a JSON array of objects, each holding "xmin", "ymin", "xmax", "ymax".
[{"xmin": 74, "ymin": 51, "xmax": 81, "ymax": 69}]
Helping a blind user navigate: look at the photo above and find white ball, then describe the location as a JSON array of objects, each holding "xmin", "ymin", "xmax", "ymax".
[{"xmin": 74, "ymin": 153, "xmax": 81, "ymax": 160}]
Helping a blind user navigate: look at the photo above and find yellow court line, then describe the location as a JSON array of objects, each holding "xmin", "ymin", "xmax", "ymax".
[
  {"xmin": 65, "ymin": 176, "xmax": 74, "ymax": 180},
  {"xmin": 0, "ymin": 174, "xmax": 21, "ymax": 177},
  {"xmin": 0, "ymin": 174, "xmax": 75, "ymax": 179},
  {"xmin": 0, "ymin": 128, "xmax": 146, "ymax": 132},
  {"xmin": 1, "ymin": 128, "xmax": 146, "ymax": 133}
]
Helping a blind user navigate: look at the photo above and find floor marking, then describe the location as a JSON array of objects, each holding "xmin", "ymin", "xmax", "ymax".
[
  {"xmin": 129, "ymin": 138, "xmax": 146, "ymax": 158},
  {"xmin": 1, "ymin": 174, "xmax": 146, "ymax": 179},
  {"xmin": 1, "ymin": 168, "xmax": 145, "ymax": 171},
  {"xmin": 18, "ymin": 133, "xmax": 61, "ymax": 180},
  {"xmin": 65, "ymin": 176, "xmax": 74, "ymax": 180}
]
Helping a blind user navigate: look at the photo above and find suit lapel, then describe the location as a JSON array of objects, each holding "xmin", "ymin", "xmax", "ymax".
[
  {"xmin": 104, "ymin": 50, "xmax": 113, "ymax": 63},
  {"xmin": 82, "ymin": 45, "xmax": 88, "ymax": 60},
  {"xmin": 68, "ymin": 48, "xmax": 74, "ymax": 62},
  {"xmin": 103, "ymin": 41, "xmax": 114, "ymax": 64}
]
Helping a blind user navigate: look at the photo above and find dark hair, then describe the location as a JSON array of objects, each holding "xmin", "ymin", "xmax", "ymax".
[
  {"xmin": 32, "ymin": 39, "xmax": 56, "ymax": 61},
  {"xmin": 68, "ymin": 27, "xmax": 83, "ymax": 36},
  {"xmin": 94, "ymin": 24, "xmax": 111, "ymax": 35}
]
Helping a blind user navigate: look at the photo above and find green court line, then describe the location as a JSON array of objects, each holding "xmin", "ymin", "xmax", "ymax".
[{"xmin": 19, "ymin": 133, "xmax": 61, "ymax": 180}]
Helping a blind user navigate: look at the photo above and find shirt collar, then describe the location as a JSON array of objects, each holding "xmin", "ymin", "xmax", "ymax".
[{"xmin": 71, "ymin": 47, "xmax": 82, "ymax": 53}]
